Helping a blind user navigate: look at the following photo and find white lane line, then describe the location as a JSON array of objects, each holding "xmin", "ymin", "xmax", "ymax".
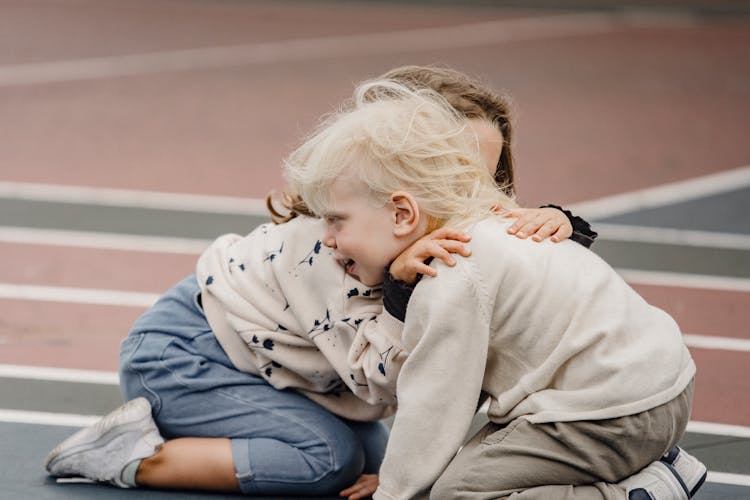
[
  {"xmin": 0, "ymin": 226, "xmax": 210, "ymax": 254},
  {"xmin": 618, "ymin": 269, "xmax": 750, "ymax": 292},
  {"xmin": 0, "ymin": 181, "xmax": 268, "ymax": 214},
  {"xmin": 688, "ymin": 421, "xmax": 750, "ymax": 439},
  {"xmin": 707, "ymin": 471, "xmax": 750, "ymax": 487},
  {"xmin": 596, "ymin": 223, "xmax": 750, "ymax": 251},
  {"xmin": 0, "ymin": 364, "xmax": 118, "ymax": 385},
  {"xmin": 684, "ymin": 334, "xmax": 750, "ymax": 353},
  {"xmin": 0, "ymin": 283, "xmax": 159, "ymax": 307},
  {"xmin": 0, "ymin": 409, "xmax": 99, "ymax": 427},
  {"xmin": 570, "ymin": 165, "xmax": 750, "ymax": 220},
  {"xmin": 0, "ymin": 13, "xmax": 629, "ymax": 87}
]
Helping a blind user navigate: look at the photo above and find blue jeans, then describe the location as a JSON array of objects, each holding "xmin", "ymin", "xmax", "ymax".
[{"xmin": 119, "ymin": 275, "xmax": 388, "ymax": 496}]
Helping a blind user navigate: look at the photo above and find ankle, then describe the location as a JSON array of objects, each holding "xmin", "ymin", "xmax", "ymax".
[{"xmin": 134, "ymin": 448, "xmax": 165, "ymax": 486}]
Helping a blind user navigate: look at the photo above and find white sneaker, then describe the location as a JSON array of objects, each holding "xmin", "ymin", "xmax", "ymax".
[
  {"xmin": 618, "ymin": 461, "xmax": 689, "ymax": 500},
  {"xmin": 661, "ymin": 446, "xmax": 707, "ymax": 497},
  {"xmin": 45, "ymin": 397, "xmax": 164, "ymax": 488}
]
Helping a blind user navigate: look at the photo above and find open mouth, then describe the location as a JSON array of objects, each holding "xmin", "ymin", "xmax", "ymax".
[{"xmin": 338, "ymin": 258, "xmax": 359, "ymax": 279}]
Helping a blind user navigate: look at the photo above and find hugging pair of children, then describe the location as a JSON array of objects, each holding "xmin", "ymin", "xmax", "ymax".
[{"xmin": 46, "ymin": 67, "xmax": 703, "ymax": 500}]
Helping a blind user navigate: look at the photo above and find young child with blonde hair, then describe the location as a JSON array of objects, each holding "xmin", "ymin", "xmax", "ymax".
[{"xmin": 285, "ymin": 80, "xmax": 705, "ymax": 500}]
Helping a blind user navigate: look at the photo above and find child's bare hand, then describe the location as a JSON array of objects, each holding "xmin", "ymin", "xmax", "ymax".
[
  {"xmin": 389, "ymin": 227, "xmax": 471, "ymax": 285},
  {"xmin": 339, "ymin": 473, "xmax": 379, "ymax": 499},
  {"xmin": 501, "ymin": 207, "xmax": 573, "ymax": 243}
]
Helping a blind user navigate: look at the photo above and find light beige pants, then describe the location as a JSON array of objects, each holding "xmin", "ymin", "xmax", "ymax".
[{"xmin": 430, "ymin": 380, "xmax": 694, "ymax": 500}]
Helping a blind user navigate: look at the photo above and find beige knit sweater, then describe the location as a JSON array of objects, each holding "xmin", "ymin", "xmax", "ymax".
[
  {"xmin": 196, "ymin": 216, "xmax": 405, "ymax": 421},
  {"xmin": 375, "ymin": 217, "xmax": 696, "ymax": 500}
]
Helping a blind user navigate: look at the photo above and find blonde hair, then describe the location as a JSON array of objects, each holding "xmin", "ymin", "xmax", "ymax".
[{"xmin": 283, "ymin": 80, "xmax": 517, "ymax": 230}]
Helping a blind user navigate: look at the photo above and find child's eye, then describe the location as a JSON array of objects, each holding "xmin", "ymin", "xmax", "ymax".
[{"xmin": 326, "ymin": 215, "xmax": 341, "ymax": 224}]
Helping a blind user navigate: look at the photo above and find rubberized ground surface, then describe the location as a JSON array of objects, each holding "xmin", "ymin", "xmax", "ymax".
[{"xmin": 0, "ymin": 1, "xmax": 749, "ymax": 498}]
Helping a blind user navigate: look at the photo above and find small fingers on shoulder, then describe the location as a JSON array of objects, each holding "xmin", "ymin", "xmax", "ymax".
[
  {"xmin": 502, "ymin": 209, "xmax": 528, "ymax": 234},
  {"xmin": 426, "ymin": 243, "xmax": 457, "ymax": 267},
  {"xmin": 437, "ymin": 239, "xmax": 471, "ymax": 258},
  {"xmin": 429, "ymin": 226, "xmax": 471, "ymax": 242},
  {"xmin": 419, "ymin": 239, "xmax": 470, "ymax": 263},
  {"xmin": 531, "ymin": 219, "xmax": 561, "ymax": 242},
  {"xmin": 412, "ymin": 260, "xmax": 438, "ymax": 278},
  {"xmin": 510, "ymin": 214, "xmax": 547, "ymax": 238},
  {"xmin": 550, "ymin": 221, "xmax": 574, "ymax": 242}
]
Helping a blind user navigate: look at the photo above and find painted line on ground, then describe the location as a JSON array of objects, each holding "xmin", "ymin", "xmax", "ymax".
[
  {"xmin": 0, "ymin": 226, "xmax": 210, "ymax": 254},
  {"xmin": 687, "ymin": 421, "xmax": 750, "ymax": 439},
  {"xmin": 570, "ymin": 165, "xmax": 750, "ymax": 220},
  {"xmin": 0, "ymin": 12, "xmax": 644, "ymax": 87},
  {"xmin": 0, "ymin": 364, "xmax": 118, "ymax": 385},
  {"xmin": 0, "ymin": 283, "xmax": 159, "ymax": 307},
  {"xmin": 707, "ymin": 471, "xmax": 750, "ymax": 487},
  {"xmin": 683, "ymin": 334, "xmax": 750, "ymax": 353},
  {"xmin": 618, "ymin": 269, "xmax": 750, "ymax": 292},
  {"xmin": 596, "ymin": 223, "xmax": 750, "ymax": 251},
  {"xmin": 0, "ymin": 409, "xmax": 99, "ymax": 427},
  {"xmin": 0, "ymin": 181, "xmax": 267, "ymax": 214}
]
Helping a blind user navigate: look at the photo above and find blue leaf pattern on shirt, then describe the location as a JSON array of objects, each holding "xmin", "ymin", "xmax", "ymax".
[
  {"xmin": 308, "ymin": 309, "xmax": 332, "ymax": 335},
  {"xmin": 297, "ymin": 240, "xmax": 322, "ymax": 268},
  {"xmin": 265, "ymin": 242, "xmax": 284, "ymax": 263}
]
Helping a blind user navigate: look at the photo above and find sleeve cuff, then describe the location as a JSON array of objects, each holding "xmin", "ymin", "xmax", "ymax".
[
  {"xmin": 541, "ymin": 204, "xmax": 598, "ymax": 249},
  {"xmin": 382, "ymin": 269, "xmax": 415, "ymax": 322}
]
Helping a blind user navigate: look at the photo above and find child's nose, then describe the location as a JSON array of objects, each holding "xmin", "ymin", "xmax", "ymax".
[{"xmin": 323, "ymin": 233, "xmax": 336, "ymax": 249}]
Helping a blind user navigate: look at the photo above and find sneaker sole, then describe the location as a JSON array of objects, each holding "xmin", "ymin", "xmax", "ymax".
[{"xmin": 45, "ymin": 397, "xmax": 154, "ymax": 475}]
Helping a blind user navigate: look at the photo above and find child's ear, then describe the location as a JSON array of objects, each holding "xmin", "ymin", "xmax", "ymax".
[{"xmin": 390, "ymin": 191, "xmax": 422, "ymax": 237}]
